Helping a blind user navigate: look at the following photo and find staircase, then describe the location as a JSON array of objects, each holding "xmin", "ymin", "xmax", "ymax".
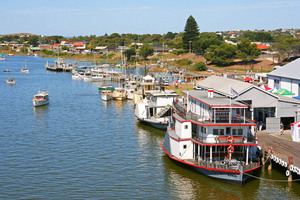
[{"xmin": 154, "ymin": 105, "xmax": 171, "ymax": 118}]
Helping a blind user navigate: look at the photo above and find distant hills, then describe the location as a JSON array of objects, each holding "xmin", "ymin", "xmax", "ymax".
[{"xmin": 0, "ymin": 33, "xmax": 38, "ymax": 37}]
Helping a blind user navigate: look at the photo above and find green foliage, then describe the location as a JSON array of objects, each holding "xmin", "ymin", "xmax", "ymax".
[
  {"xmin": 139, "ymin": 44, "xmax": 154, "ymax": 60},
  {"xmin": 176, "ymin": 59, "xmax": 192, "ymax": 66},
  {"xmin": 272, "ymin": 37, "xmax": 300, "ymax": 62},
  {"xmin": 241, "ymin": 31, "xmax": 274, "ymax": 42},
  {"xmin": 28, "ymin": 35, "xmax": 39, "ymax": 46},
  {"xmin": 42, "ymin": 49, "xmax": 54, "ymax": 55},
  {"xmin": 204, "ymin": 43, "xmax": 237, "ymax": 66},
  {"xmin": 182, "ymin": 15, "xmax": 199, "ymax": 50},
  {"xmin": 172, "ymin": 49, "xmax": 186, "ymax": 55},
  {"xmin": 194, "ymin": 62, "xmax": 207, "ymax": 71},
  {"xmin": 193, "ymin": 32, "xmax": 223, "ymax": 54},
  {"xmin": 124, "ymin": 47, "xmax": 136, "ymax": 61},
  {"xmin": 236, "ymin": 38, "xmax": 261, "ymax": 62},
  {"xmin": 164, "ymin": 32, "xmax": 176, "ymax": 39}
]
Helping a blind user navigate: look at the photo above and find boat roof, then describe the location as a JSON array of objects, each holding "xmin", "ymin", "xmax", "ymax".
[
  {"xmin": 145, "ymin": 90, "xmax": 179, "ymax": 97},
  {"xmin": 182, "ymin": 90, "xmax": 247, "ymax": 108}
]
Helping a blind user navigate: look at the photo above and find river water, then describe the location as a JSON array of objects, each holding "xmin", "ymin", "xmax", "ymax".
[{"xmin": 0, "ymin": 55, "xmax": 300, "ymax": 199}]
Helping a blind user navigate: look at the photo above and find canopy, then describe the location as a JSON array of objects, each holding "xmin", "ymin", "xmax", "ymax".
[
  {"xmin": 260, "ymin": 85, "xmax": 272, "ymax": 91},
  {"xmin": 271, "ymin": 87, "xmax": 278, "ymax": 93},
  {"xmin": 274, "ymin": 88, "xmax": 295, "ymax": 95},
  {"xmin": 293, "ymin": 95, "xmax": 300, "ymax": 100}
]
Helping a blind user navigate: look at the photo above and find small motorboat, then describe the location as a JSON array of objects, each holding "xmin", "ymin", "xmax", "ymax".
[
  {"xmin": 101, "ymin": 90, "xmax": 112, "ymax": 101},
  {"xmin": 32, "ymin": 90, "xmax": 49, "ymax": 107},
  {"xmin": 112, "ymin": 87, "xmax": 126, "ymax": 101},
  {"xmin": 3, "ymin": 69, "xmax": 11, "ymax": 72},
  {"xmin": 6, "ymin": 78, "xmax": 15, "ymax": 84}
]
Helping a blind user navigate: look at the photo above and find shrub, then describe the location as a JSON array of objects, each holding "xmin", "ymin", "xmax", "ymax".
[
  {"xmin": 173, "ymin": 49, "xmax": 186, "ymax": 55},
  {"xmin": 194, "ymin": 62, "xmax": 207, "ymax": 71}
]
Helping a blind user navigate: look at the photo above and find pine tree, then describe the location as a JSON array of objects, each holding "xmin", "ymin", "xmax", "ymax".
[{"xmin": 182, "ymin": 15, "xmax": 199, "ymax": 51}]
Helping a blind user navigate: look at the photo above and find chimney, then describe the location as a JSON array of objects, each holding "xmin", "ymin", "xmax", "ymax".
[{"xmin": 208, "ymin": 89, "xmax": 214, "ymax": 98}]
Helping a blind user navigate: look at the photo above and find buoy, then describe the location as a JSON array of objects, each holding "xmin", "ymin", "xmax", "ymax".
[
  {"xmin": 279, "ymin": 159, "xmax": 282, "ymax": 166},
  {"xmin": 293, "ymin": 167, "xmax": 298, "ymax": 173},
  {"xmin": 220, "ymin": 160, "xmax": 226, "ymax": 165},
  {"xmin": 284, "ymin": 162, "xmax": 288, "ymax": 168},
  {"xmin": 290, "ymin": 165, "xmax": 294, "ymax": 171},
  {"xmin": 297, "ymin": 168, "xmax": 300, "ymax": 175},
  {"xmin": 286, "ymin": 170, "xmax": 290, "ymax": 177},
  {"xmin": 276, "ymin": 157, "xmax": 279, "ymax": 163}
]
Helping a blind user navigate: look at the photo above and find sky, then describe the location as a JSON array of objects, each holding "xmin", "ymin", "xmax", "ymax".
[{"xmin": 1, "ymin": 0, "xmax": 299, "ymax": 37}]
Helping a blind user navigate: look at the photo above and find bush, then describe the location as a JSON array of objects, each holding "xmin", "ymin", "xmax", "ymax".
[
  {"xmin": 194, "ymin": 62, "xmax": 207, "ymax": 71},
  {"xmin": 176, "ymin": 59, "xmax": 193, "ymax": 66},
  {"xmin": 173, "ymin": 49, "xmax": 186, "ymax": 55}
]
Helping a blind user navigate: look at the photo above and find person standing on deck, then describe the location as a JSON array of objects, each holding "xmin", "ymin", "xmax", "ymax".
[{"xmin": 280, "ymin": 123, "xmax": 284, "ymax": 135}]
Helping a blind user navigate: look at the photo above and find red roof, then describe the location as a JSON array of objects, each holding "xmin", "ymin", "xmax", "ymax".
[
  {"xmin": 255, "ymin": 43, "xmax": 269, "ymax": 50},
  {"xmin": 73, "ymin": 42, "xmax": 85, "ymax": 47},
  {"xmin": 52, "ymin": 43, "xmax": 60, "ymax": 46}
]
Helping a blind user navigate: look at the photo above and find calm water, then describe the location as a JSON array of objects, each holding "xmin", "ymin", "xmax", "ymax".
[{"xmin": 0, "ymin": 55, "xmax": 300, "ymax": 199}]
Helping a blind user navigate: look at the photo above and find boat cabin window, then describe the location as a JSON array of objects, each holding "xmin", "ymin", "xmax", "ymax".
[
  {"xmin": 184, "ymin": 125, "xmax": 188, "ymax": 130},
  {"xmin": 232, "ymin": 129, "xmax": 237, "ymax": 135},
  {"xmin": 183, "ymin": 145, "xmax": 187, "ymax": 149},
  {"xmin": 226, "ymin": 127, "xmax": 231, "ymax": 135},
  {"xmin": 201, "ymin": 126, "xmax": 206, "ymax": 134},
  {"xmin": 238, "ymin": 129, "xmax": 243, "ymax": 135},
  {"xmin": 219, "ymin": 129, "xmax": 224, "ymax": 135},
  {"xmin": 213, "ymin": 129, "xmax": 218, "ymax": 135}
]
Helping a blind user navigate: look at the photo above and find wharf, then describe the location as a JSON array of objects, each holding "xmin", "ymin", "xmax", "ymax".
[{"xmin": 258, "ymin": 130, "xmax": 300, "ymax": 177}]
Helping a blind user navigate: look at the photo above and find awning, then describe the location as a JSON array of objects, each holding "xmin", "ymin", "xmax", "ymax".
[
  {"xmin": 274, "ymin": 88, "xmax": 295, "ymax": 95},
  {"xmin": 293, "ymin": 95, "xmax": 300, "ymax": 100}
]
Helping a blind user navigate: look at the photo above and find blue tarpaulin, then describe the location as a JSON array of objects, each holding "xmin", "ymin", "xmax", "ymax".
[{"xmin": 293, "ymin": 95, "xmax": 300, "ymax": 100}]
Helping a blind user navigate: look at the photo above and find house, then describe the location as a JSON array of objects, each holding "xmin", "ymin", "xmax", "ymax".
[
  {"xmin": 268, "ymin": 58, "xmax": 300, "ymax": 97},
  {"xmin": 195, "ymin": 75, "xmax": 300, "ymax": 131},
  {"xmin": 94, "ymin": 46, "xmax": 108, "ymax": 54},
  {"xmin": 73, "ymin": 42, "xmax": 86, "ymax": 52}
]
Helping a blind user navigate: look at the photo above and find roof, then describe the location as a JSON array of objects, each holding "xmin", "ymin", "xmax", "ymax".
[
  {"xmin": 255, "ymin": 43, "xmax": 269, "ymax": 50},
  {"xmin": 268, "ymin": 58, "xmax": 300, "ymax": 81},
  {"xmin": 52, "ymin": 43, "xmax": 60, "ymax": 46},
  {"xmin": 182, "ymin": 90, "xmax": 247, "ymax": 108},
  {"xmin": 95, "ymin": 46, "xmax": 107, "ymax": 50},
  {"xmin": 196, "ymin": 75, "xmax": 253, "ymax": 97},
  {"xmin": 73, "ymin": 42, "xmax": 85, "ymax": 46},
  {"xmin": 145, "ymin": 90, "xmax": 179, "ymax": 97}
]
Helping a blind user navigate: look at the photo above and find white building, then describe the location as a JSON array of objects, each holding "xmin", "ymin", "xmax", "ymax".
[{"xmin": 268, "ymin": 58, "xmax": 300, "ymax": 96}]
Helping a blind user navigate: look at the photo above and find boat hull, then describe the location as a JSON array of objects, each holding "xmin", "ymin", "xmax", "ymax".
[
  {"xmin": 101, "ymin": 94, "xmax": 112, "ymax": 101},
  {"xmin": 33, "ymin": 100, "xmax": 49, "ymax": 107},
  {"xmin": 136, "ymin": 117, "xmax": 168, "ymax": 130}
]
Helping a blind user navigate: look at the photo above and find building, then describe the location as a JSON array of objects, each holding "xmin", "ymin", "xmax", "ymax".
[
  {"xmin": 195, "ymin": 75, "xmax": 300, "ymax": 131},
  {"xmin": 268, "ymin": 58, "xmax": 300, "ymax": 96}
]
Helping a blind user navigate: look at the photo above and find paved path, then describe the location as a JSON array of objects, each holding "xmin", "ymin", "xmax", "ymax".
[{"xmin": 257, "ymin": 130, "xmax": 300, "ymax": 166}]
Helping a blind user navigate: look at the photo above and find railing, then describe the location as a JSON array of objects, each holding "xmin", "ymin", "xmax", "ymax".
[
  {"xmin": 192, "ymin": 134, "xmax": 256, "ymax": 144},
  {"xmin": 173, "ymin": 101, "xmax": 255, "ymax": 125}
]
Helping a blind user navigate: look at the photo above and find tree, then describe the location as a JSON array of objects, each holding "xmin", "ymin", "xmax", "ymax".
[
  {"xmin": 236, "ymin": 38, "xmax": 261, "ymax": 62},
  {"xmin": 182, "ymin": 15, "xmax": 199, "ymax": 51},
  {"xmin": 165, "ymin": 32, "xmax": 176, "ymax": 40},
  {"xmin": 204, "ymin": 43, "xmax": 237, "ymax": 65},
  {"xmin": 193, "ymin": 32, "xmax": 223, "ymax": 54},
  {"xmin": 139, "ymin": 44, "xmax": 154, "ymax": 60},
  {"xmin": 194, "ymin": 62, "xmax": 207, "ymax": 71},
  {"xmin": 124, "ymin": 47, "xmax": 136, "ymax": 61},
  {"xmin": 28, "ymin": 35, "xmax": 39, "ymax": 46}
]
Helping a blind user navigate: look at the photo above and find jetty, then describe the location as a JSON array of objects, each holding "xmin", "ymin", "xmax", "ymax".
[{"xmin": 258, "ymin": 130, "xmax": 300, "ymax": 180}]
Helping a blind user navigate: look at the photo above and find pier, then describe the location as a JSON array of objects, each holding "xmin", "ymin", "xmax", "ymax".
[{"xmin": 258, "ymin": 130, "xmax": 300, "ymax": 180}]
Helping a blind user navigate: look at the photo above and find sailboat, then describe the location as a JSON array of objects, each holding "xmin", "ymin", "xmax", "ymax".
[{"xmin": 21, "ymin": 59, "xmax": 29, "ymax": 73}]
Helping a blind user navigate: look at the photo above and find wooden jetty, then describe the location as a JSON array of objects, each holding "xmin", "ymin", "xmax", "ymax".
[{"xmin": 258, "ymin": 130, "xmax": 300, "ymax": 180}]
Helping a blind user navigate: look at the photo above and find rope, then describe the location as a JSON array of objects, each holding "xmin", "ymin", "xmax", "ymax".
[{"xmin": 244, "ymin": 157, "xmax": 300, "ymax": 182}]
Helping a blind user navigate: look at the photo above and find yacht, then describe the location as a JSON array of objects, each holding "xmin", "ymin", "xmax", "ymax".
[
  {"xmin": 32, "ymin": 90, "xmax": 49, "ymax": 107},
  {"xmin": 112, "ymin": 87, "xmax": 126, "ymax": 101},
  {"xmin": 101, "ymin": 90, "xmax": 113, "ymax": 101}
]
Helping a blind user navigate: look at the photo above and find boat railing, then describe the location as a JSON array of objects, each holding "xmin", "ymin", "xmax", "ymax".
[
  {"xmin": 191, "ymin": 134, "xmax": 256, "ymax": 144},
  {"xmin": 188, "ymin": 158, "xmax": 260, "ymax": 172},
  {"xmin": 173, "ymin": 101, "xmax": 255, "ymax": 125}
]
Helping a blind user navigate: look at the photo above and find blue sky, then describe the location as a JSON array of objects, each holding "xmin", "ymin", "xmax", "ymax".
[{"xmin": 1, "ymin": 0, "xmax": 299, "ymax": 36}]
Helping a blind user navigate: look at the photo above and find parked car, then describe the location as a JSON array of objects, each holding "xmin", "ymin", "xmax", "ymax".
[{"xmin": 207, "ymin": 68, "xmax": 214, "ymax": 73}]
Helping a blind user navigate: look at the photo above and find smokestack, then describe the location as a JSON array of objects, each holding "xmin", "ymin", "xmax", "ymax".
[{"xmin": 208, "ymin": 89, "xmax": 214, "ymax": 98}]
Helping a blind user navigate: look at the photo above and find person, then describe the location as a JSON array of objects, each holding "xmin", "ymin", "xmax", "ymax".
[{"xmin": 280, "ymin": 123, "xmax": 284, "ymax": 135}]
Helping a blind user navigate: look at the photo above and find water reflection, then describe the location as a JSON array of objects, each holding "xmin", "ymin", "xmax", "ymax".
[{"xmin": 32, "ymin": 105, "xmax": 49, "ymax": 129}]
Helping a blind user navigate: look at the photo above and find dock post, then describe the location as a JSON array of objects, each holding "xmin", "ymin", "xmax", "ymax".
[
  {"xmin": 268, "ymin": 146, "xmax": 272, "ymax": 171},
  {"xmin": 262, "ymin": 143, "xmax": 265, "ymax": 164},
  {"xmin": 288, "ymin": 156, "xmax": 293, "ymax": 182}
]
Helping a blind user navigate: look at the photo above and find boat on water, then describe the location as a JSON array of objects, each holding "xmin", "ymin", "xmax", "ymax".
[
  {"xmin": 3, "ymin": 69, "xmax": 11, "ymax": 72},
  {"xmin": 32, "ymin": 90, "xmax": 49, "ymax": 107},
  {"xmin": 98, "ymin": 85, "xmax": 115, "ymax": 92},
  {"xmin": 21, "ymin": 59, "xmax": 29, "ymax": 73},
  {"xmin": 162, "ymin": 89, "xmax": 262, "ymax": 186},
  {"xmin": 45, "ymin": 58, "xmax": 73, "ymax": 72},
  {"xmin": 6, "ymin": 78, "xmax": 15, "ymax": 84},
  {"xmin": 7, "ymin": 54, "xmax": 14, "ymax": 56},
  {"xmin": 135, "ymin": 89, "xmax": 179, "ymax": 130},
  {"xmin": 112, "ymin": 87, "xmax": 126, "ymax": 100},
  {"xmin": 0, "ymin": 53, "xmax": 6, "ymax": 60},
  {"xmin": 101, "ymin": 90, "xmax": 113, "ymax": 101},
  {"xmin": 125, "ymin": 80, "xmax": 137, "ymax": 100}
]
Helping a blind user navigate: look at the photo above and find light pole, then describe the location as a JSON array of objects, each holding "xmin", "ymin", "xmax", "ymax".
[{"xmin": 189, "ymin": 41, "xmax": 192, "ymax": 54}]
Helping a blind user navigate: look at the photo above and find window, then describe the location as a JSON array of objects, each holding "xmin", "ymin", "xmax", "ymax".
[
  {"xmin": 274, "ymin": 80, "xmax": 280, "ymax": 89},
  {"xmin": 184, "ymin": 125, "xmax": 188, "ymax": 130},
  {"xmin": 220, "ymin": 129, "xmax": 224, "ymax": 135},
  {"xmin": 183, "ymin": 145, "xmax": 187, "ymax": 149},
  {"xmin": 232, "ymin": 129, "xmax": 237, "ymax": 135},
  {"xmin": 203, "ymin": 127, "xmax": 206, "ymax": 134},
  {"xmin": 226, "ymin": 127, "xmax": 231, "ymax": 135},
  {"xmin": 238, "ymin": 129, "xmax": 243, "ymax": 135},
  {"xmin": 213, "ymin": 129, "xmax": 218, "ymax": 135}
]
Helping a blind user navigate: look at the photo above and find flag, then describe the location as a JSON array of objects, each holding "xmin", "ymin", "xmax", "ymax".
[{"xmin": 230, "ymin": 86, "xmax": 239, "ymax": 97}]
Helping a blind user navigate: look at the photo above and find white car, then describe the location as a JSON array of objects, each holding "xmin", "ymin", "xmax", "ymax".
[{"xmin": 207, "ymin": 69, "xmax": 214, "ymax": 73}]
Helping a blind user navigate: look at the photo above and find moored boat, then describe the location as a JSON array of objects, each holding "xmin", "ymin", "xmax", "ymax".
[
  {"xmin": 162, "ymin": 89, "xmax": 262, "ymax": 186},
  {"xmin": 0, "ymin": 53, "xmax": 6, "ymax": 60},
  {"xmin": 98, "ymin": 85, "xmax": 115, "ymax": 92},
  {"xmin": 135, "ymin": 89, "xmax": 178, "ymax": 130},
  {"xmin": 6, "ymin": 78, "xmax": 15, "ymax": 84},
  {"xmin": 112, "ymin": 87, "xmax": 126, "ymax": 100},
  {"xmin": 32, "ymin": 90, "xmax": 49, "ymax": 107},
  {"xmin": 101, "ymin": 90, "xmax": 112, "ymax": 101}
]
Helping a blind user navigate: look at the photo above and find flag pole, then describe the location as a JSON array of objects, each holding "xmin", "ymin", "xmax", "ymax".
[{"xmin": 229, "ymin": 85, "xmax": 232, "ymax": 123}]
